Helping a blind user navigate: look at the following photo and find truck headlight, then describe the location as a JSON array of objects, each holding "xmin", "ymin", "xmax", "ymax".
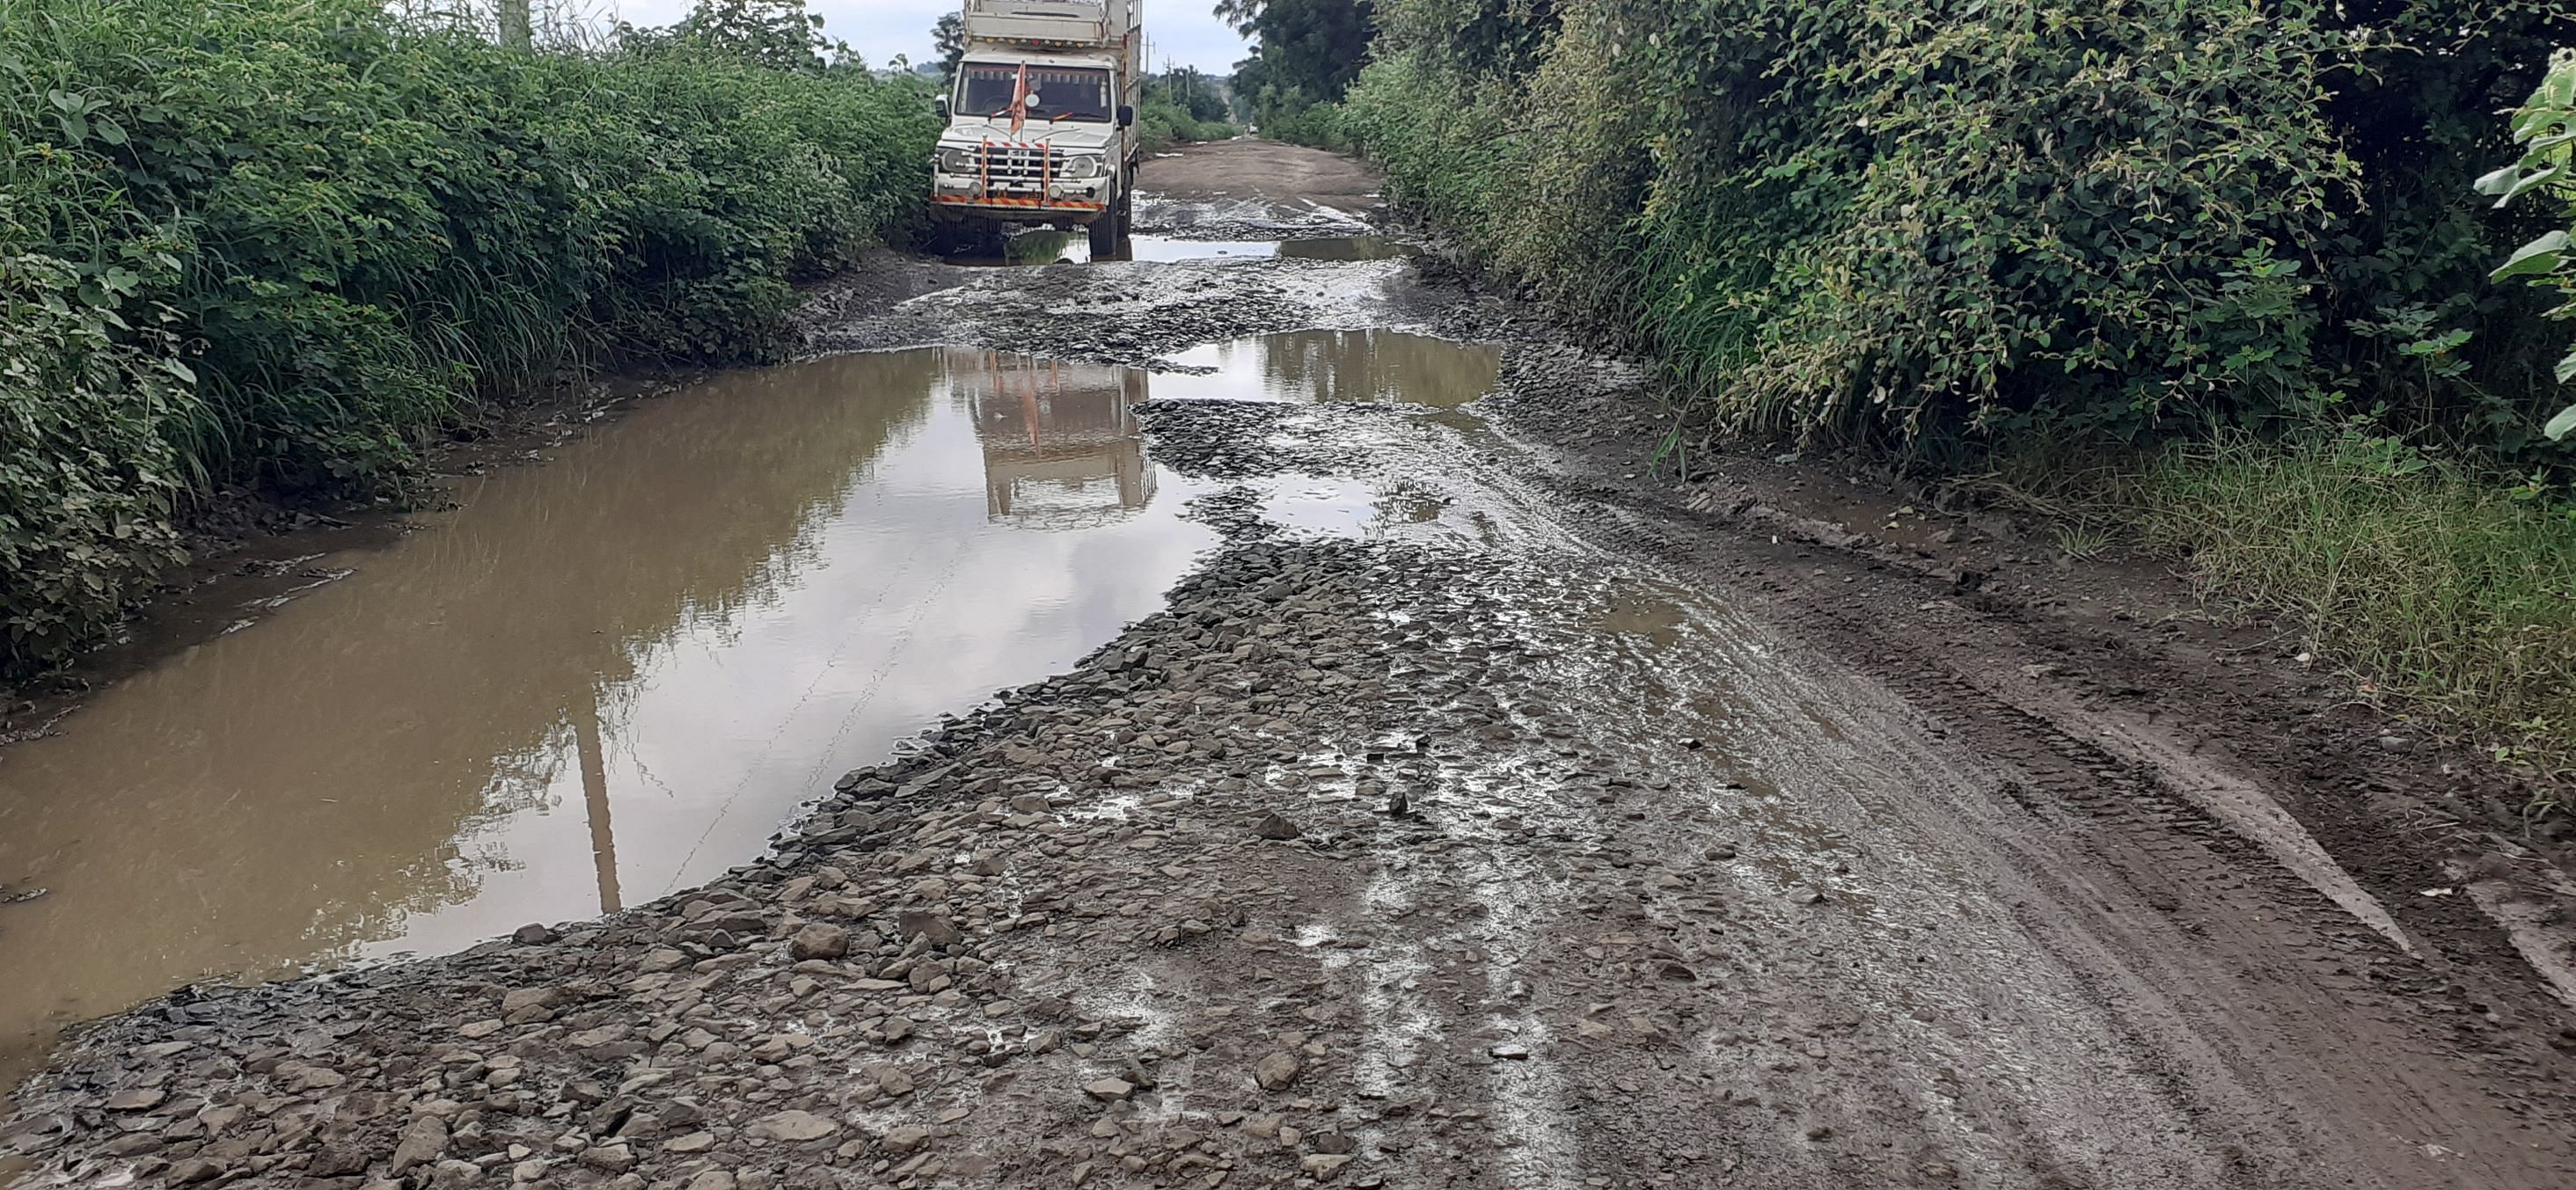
[
  {"xmin": 1057, "ymin": 153, "xmax": 1105, "ymax": 179},
  {"xmin": 937, "ymin": 147, "xmax": 977, "ymax": 173}
]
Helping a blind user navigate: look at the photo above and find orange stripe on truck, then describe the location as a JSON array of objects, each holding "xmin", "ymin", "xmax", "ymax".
[{"xmin": 933, "ymin": 195, "xmax": 1108, "ymax": 211}]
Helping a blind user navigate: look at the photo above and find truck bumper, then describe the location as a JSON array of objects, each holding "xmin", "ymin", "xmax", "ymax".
[
  {"xmin": 931, "ymin": 194, "xmax": 1109, "ymax": 221},
  {"xmin": 932, "ymin": 172, "xmax": 1115, "ymax": 221}
]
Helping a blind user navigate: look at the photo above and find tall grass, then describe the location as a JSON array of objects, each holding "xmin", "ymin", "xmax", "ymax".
[
  {"xmin": 2138, "ymin": 436, "xmax": 2576, "ymax": 749},
  {"xmin": 0, "ymin": 0, "xmax": 935, "ymax": 675}
]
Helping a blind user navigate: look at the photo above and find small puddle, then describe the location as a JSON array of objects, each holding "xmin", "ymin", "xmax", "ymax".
[
  {"xmin": 1259, "ymin": 478, "xmax": 1454, "ymax": 537},
  {"xmin": 1596, "ymin": 584, "xmax": 1688, "ymax": 649},
  {"xmin": 1155, "ymin": 330, "xmax": 1499, "ymax": 407},
  {"xmin": 0, "ymin": 347, "xmax": 1218, "ymax": 1089},
  {"xmin": 1128, "ymin": 236, "xmax": 1418, "ymax": 263},
  {"xmin": 951, "ymin": 234, "xmax": 1416, "ymax": 267}
]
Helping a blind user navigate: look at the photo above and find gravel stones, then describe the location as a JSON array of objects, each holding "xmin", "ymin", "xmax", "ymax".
[
  {"xmin": 386, "ymin": 1115, "xmax": 450, "ymax": 1175},
  {"xmin": 869, "ymin": 1062, "xmax": 916, "ymax": 1097},
  {"xmin": 786, "ymin": 922, "xmax": 849, "ymax": 960},
  {"xmin": 745, "ymin": 1110, "xmax": 838, "ymax": 1143},
  {"xmin": 882, "ymin": 1125, "xmax": 931, "ymax": 1155},
  {"xmin": 1082, "ymin": 1077, "xmax": 1136, "ymax": 1102},
  {"xmin": 1254, "ymin": 1051, "xmax": 1302, "ymax": 1091},
  {"xmin": 1303, "ymin": 1153, "xmax": 1356, "ymax": 1179},
  {"xmin": 896, "ymin": 909, "xmax": 962, "ymax": 945}
]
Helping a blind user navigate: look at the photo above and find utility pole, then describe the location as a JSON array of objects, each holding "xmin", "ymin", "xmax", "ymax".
[
  {"xmin": 573, "ymin": 686, "xmax": 622, "ymax": 915},
  {"xmin": 500, "ymin": 0, "xmax": 533, "ymax": 52}
]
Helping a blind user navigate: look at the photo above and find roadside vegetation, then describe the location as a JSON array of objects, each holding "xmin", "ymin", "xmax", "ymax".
[
  {"xmin": 1245, "ymin": 0, "xmax": 2576, "ymax": 757},
  {"xmin": 1138, "ymin": 68, "xmax": 1241, "ymax": 152},
  {"xmin": 1218, "ymin": 0, "xmax": 1366, "ymax": 146},
  {"xmin": 0, "ymin": 0, "xmax": 934, "ymax": 676}
]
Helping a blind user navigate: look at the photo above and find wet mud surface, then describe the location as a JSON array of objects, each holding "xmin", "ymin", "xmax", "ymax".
[{"xmin": 6, "ymin": 140, "xmax": 2576, "ymax": 1190}]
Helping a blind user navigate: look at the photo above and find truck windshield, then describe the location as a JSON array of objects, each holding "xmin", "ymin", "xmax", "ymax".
[{"xmin": 958, "ymin": 63, "xmax": 1114, "ymax": 123}]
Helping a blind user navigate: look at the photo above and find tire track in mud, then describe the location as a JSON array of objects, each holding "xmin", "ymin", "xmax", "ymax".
[{"xmin": 1500, "ymin": 454, "xmax": 2576, "ymax": 1186}]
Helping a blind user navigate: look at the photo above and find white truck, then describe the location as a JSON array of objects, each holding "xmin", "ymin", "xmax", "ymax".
[{"xmin": 931, "ymin": 0, "xmax": 1145, "ymax": 257}]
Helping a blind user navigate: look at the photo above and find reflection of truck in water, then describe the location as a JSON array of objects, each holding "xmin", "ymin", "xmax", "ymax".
[
  {"xmin": 930, "ymin": 0, "xmax": 1144, "ymax": 258},
  {"xmin": 947, "ymin": 350, "xmax": 1153, "ymax": 526}
]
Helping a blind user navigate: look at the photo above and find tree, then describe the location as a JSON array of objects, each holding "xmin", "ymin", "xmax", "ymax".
[
  {"xmin": 1219, "ymin": 0, "xmax": 1375, "ymax": 119},
  {"xmin": 1153, "ymin": 66, "xmax": 1230, "ymax": 123},
  {"xmin": 499, "ymin": 0, "xmax": 531, "ymax": 50},
  {"xmin": 933, "ymin": 12, "xmax": 966, "ymax": 84},
  {"xmin": 648, "ymin": 0, "xmax": 852, "ymax": 73}
]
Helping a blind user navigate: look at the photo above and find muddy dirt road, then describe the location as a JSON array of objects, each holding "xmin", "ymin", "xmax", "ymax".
[{"xmin": 6, "ymin": 139, "xmax": 2576, "ymax": 1190}]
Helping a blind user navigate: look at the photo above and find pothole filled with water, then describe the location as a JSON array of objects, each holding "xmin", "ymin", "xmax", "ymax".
[
  {"xmin": 0, "ymin": 348, "xmax": 1213, "ymax": 1084},
  {"xmin": 951, "ymin": 233, "xmax": 1418, "ymax": 267},
  {"xmin": 1153, "ymin": 330, "xmax": 1500, "ymax": 407},
  {"xmin": 0, "ymin": 327, "xmax": 1514, "ymax": 1091}
]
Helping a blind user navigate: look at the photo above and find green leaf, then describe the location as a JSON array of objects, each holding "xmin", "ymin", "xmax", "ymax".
[
  {"xmin": 2548, "ymin": 403, "xmax": 2576, "ymax": 441},
  {"xmin": 2492, "ymin": 230, "xmax": 2570, "ymax": 281},
  {"xmin": 2477, "ymin": 163, "xmax": 2561, "ymax": 207}
]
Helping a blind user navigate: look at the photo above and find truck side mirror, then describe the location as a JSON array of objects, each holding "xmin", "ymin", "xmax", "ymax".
[
  {"xmin": 935, "ymin": 97, "xmax": 950, "ymax": 119},
  {"xmin": 1117, "ymin": 105, "xmax": 1134, "ymax": 128}
]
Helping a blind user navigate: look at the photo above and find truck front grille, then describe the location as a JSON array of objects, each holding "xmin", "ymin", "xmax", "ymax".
[{"xmin": 977, "ymin": 143, "xmax": 1060, "ymax": 188}]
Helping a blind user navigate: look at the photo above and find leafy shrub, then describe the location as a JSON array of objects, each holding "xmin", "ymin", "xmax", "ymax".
[
  {"xmin": 0, "ymin": 0, "xmax": 935, "ymax": 675},
  {"xmin": 2479, "ymin": 47, "xmax": 2576, "ymax": 442},
  {"xmin": 1258, "ymin": 100, "xmax": 1352, "ymax": 151},
  {"xmin": 1137, "ymin": 99, "xmax": 1236, "ymax": 152},
  {"xmin": 1345, "ymin": 0, "xmax": 2576, "ymax": 456},
  {"xmin": 1138, "ymin": 69, "xmax": 1240, "ymax": 151},
  {"xmin": 0, "ymin": 163, "xmax": 193, "ymax": 666}
]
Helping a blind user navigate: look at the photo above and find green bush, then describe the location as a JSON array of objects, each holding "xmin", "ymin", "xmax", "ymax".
[
  {"xmin": 1138, "ymin": 69, "xmax": 1240, "ymax": 152},
  {"xmin": 1258, "ymin": 100, "xmax": 1351, "ymax": 151},
  {"xmin": 0, "ymin": 0, "xmax": 935, "ymax": 675},
  {"xmin": 1137, "ymin": 99, "xmax": 1237, "ymax": 153},
  {"xmin": 1345, "ymin": 0, "xmax": 2576, "ymax": 456},
  {"xmin": 0, "ymin": 165, "xmax": 193, "ymax": 666}
]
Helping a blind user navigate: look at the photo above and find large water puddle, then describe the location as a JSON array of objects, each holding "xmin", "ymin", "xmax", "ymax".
[
  {"xmin": 0, "ymin": 347, "xmax": 1218, "ymax": 1087},
  {"xmin": 1155, "ymin": 330, "xmax": 1498, "ymax": 407},
  {"xmin": 0, "ymin": 325, "xmax": 1509, "ymax": 1090},
  {"xmin": 953, "ymin": 233, "xmax": 1416, "ymax": 267}
]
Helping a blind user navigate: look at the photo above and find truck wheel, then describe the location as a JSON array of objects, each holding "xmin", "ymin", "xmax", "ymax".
[
  {"xmin": 1116, "ymin": 186, "xmax": 1134, "ymax": 238},
  {"xmin": 1087, "ymin": 202, "xmax": 1121, "ymax": 258}
]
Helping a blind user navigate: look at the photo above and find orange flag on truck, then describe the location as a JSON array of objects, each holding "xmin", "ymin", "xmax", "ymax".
[{"xmin": 1008, "ymin": 62, "xmax": 1030, "ymax": 135}]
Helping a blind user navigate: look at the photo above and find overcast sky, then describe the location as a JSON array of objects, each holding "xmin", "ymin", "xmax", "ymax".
[{"xmin": 605, "ymin": 2, "xmax": 1252, "ymax": 74}]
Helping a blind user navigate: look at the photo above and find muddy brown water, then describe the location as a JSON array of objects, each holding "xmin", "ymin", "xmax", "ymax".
[
  {"xmin": 0, "ymin": 332, "xmax": 1500, "ymax": 1091},
  {"xmin": 954, "ymin": 234, "xmax": 1417, "ymax": 267},
  {"xmin": 1157, "ymin": 330, "xmax": 1497, "ymax": 406}
]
